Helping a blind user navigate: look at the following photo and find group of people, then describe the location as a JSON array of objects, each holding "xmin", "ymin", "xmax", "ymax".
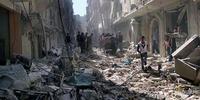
[
  {"xmin": 99, "ymin": 32, "xmax": 123, "ymax": 53},
  {"xmin": 137, "ymin": 29, "xmax": 177, "ymax": 71},
  {"xmin": 76, "ymin": 31, "xmax": 93, "ymax": 53}
]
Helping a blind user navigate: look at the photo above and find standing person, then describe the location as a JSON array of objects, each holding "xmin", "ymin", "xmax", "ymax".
[
  {"xmin": 152, "ymin": 29, "xmax": 159, "ymax": 54},
  {"xmin": 76, "ymin": 31, "xmax": 81, "ymax": 47},
  {"xmin": 80, "ymin": 32, "xmax": 86, "ymax": 53},
  {"xmin": 171, "ymin": 27, "xmax": 178, "ymax": 53},
  {"xmin": 99, "ymin": 33, "xmax": 103, "ymax": 50},
  {"xmin": 88, "ymin": 33, "xmax": 93, "ymax": 52},
  {"xmin": 118, "ymin": 32, "xmax": 123, "ymax": 51},
  {"xmin": 65, "ymin": 33, "xmax": 73, "ymax": 59},
  {"xmin": 85, "ymin": 32, "xmax": 89, "ymax": 52},
  {"xmin": 102, "ymin": 33, "xmax": 105, "ymax": 50},
  {"xmin": 137, "ymin": 36, "xmax": 148, "ymax": 71},
  {"xmin": 65, "ymin": 33, "xmax": 71, "ymax": 44},
  {"xmin": 164, "ymin": 35, "xmax": 172, "ymax": 62}
]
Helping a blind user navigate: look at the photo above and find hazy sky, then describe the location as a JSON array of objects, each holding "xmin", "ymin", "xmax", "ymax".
[{"xmin": 73, "ymin": 0, "xmax": 87, "ymax": 16}]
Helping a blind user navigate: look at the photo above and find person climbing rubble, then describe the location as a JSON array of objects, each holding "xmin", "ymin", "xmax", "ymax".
[{"xmin": 137, "ymin": 36, "xmax": 148, "ymax": 71}]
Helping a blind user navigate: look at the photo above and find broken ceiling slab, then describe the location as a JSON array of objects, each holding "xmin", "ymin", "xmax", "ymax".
[
  {"xmin": 172, "ymin": 35, "xmax": 200, "ymax": 83},
  {"xmin": 172, "ymin": 35, "xmax": 200, "ymax": 59},
  {"xmin": 0, "ymin": 64, "xmax": 30, "ymax": 83},
  {"xmin": 0, "ymin": 64, "xmax": 30, "ymax": 89},
  {"xmin": 188, "ymin": 47, "xmax": 200, "ymax": 58},
  {"xmin": 175, "ymin": 59, "xmax": 197, "ymax": 81},
  {"xmin": 185, "ymin": 57, "xmax": 200, "ymax": 66}
]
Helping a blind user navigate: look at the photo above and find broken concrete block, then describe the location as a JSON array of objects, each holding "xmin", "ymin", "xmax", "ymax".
[
  {"xmin": 175, "ymin": 59, "xmax": 197, "ymax": 81},
  {"xmin": 188, "ymin": 47, "xmax": 200, "ymax": 58},
  {"xmin": 0, "ymin": 75, "xmax": 14, "ymax": 89},
  {"xmin": 185, "ymin": 57, "xmax": 200, "ymax": 66},
  {"xmin": 12, "ymin": 80, "xmax": 29, "ymax": 90},
  {"xmin": 0, "ymin": 64, "xmax": 30, "ymax": 83},
  {"xmin": 194, "ymin": 71, "xmax": 200, "ymax": 84},
  {"xmin": 172, "ymin": 35, "xmax": 200, "ymax": 59}
]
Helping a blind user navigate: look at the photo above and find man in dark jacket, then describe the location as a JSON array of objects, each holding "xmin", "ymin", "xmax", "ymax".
[
  {"xmin": 80, "ymin": 32, "xmax": 86, "ymax": 53},
  {"xmin": 76, "ymin": 31, "xmax": 81, "ymax": 47}
]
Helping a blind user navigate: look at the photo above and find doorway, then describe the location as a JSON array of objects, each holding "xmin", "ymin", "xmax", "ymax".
[
  {"xmin": 0, "ymin": 7, "xmax": 9, "ymax": 65},
  {"xmin": 151, "ymin": 19, "xmax": 160, "ymax": 54}
]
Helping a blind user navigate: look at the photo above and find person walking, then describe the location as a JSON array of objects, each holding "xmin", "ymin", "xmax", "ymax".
[
  {"xmin": 80, "ymin": 32, "xmax": 86, "ymax": 53},
  {"xmin": 137, "ymin": 36, "xmax": 148, "ymax": 71},
  {"xmin": 76, "ymin": 31, "xmax": 81, "ymax": 47},
  {"xmin": 87, "ymin": 33, "xmax": 93, "ymax": 52}
]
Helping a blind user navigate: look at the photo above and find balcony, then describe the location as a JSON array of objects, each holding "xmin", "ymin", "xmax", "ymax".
[{"xmin": 113, "ymin": 0, "xmax": 179, "ymax": 25}]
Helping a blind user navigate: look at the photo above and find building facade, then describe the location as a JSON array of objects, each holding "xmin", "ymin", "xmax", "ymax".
[
  {"xmin": 87, "ymin": 0, "xmax": 113, "ymax": 46},
  {"xmin": 0, "ymin": 0, "xmax": 75, "ymax": 64},
  {"xmin": 112, "ymin": 0, "xmax": 200, "ymax": 56},
  {"xmin": 0, "ymin": 0, "xmax": 23, "ymax": 64},
  {"xmin": 74, "ymin": 15, "xmax": 87, "ymax": 32}
]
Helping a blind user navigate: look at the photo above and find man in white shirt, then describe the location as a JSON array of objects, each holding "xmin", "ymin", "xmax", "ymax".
[{"xmin": 137, "ymin": 36, "xmax": 148, "ymax": 70}]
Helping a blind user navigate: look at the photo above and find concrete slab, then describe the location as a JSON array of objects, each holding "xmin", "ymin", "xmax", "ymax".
[
  {"xmin": 188, "ymin": 47, "xmax": 200, "ymax": 58},
  {"xmin": 194, "ymin": 71, "xmax": 200, "ymax": 84},
  {"xmin": 175, "ymin": 59, "xmax": 197, "ymax": 81},
  {"xmin": 0, "ymin": 64, "xmax": 30, "ymax": 86},
  {"xmin": 172, "ymin": 35, "xmax": 200, "ymax": 59}
]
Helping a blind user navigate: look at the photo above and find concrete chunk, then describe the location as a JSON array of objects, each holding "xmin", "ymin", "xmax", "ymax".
[
  {"xmin": 175, "ymin": 59, "xmax": 197, "ymax": 81},
  {"xmin": 194, "ymin": 71, "xmax": 200, "ymax": 84},
  {"xmin": 188, "ymin": 47, "xmax": 200, "ymax": 58},
  {"xmin": 172, "ymin": 35, "xmax": 200, "ymax": 59}
]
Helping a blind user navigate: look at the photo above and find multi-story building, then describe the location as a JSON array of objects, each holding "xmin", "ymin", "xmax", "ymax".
[
  {"xmin": 112, "ymin": 0, "xmax": 200, "ymax": 56},
  {"xmin": 87, "ymin": 0, "xmax": 113, "ymax": 46},
  {"xmin": 0, "ymin": 0, "xmax": 24, "ymax": 64},
  {"xmin": 74, "ymin": 15, "xmax": 87, "ymax": 32},
  {"xmin": 0, "ymin": 0, "xmax": 75, "ymax": 64}
]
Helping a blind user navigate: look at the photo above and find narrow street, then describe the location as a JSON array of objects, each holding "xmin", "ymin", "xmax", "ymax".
[{"xmin": 0, "ymin": 0, "xmax": 200, "ymax": 100}]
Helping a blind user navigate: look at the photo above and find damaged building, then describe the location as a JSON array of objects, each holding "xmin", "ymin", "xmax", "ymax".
[
  {"xmin": 0, "ymin": 0, "xmax": 75, "ymax": 65},
  {"xmin": 0, "ymin": 0, "xmax": 200, "ymax": 99},
  {"xmin": 112, "ymin": 0, "xmax": 200, "ymax": 56},
  {"xmin": 86, "ymin": 0, "xmax": 114, "ymax": 46}
]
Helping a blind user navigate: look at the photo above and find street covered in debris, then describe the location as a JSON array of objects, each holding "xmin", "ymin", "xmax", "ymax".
[
  {"xmin": 1, "ymin": 38, "xmax": 200, "ymax": 100},
  {"xmin": 1, "ymin": 0, "xmax": 200, "ymax": 100}
]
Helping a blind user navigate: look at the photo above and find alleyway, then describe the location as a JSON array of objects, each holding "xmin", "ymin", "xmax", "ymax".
[{"xmin": 1, "ymin": 0, "xmax": 200, "ymax": 100}]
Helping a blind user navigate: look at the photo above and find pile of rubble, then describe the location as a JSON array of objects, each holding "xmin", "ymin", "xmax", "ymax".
[
  {"xmin": 83, "ymin": 39, "xmax": 200, "ymax": 99},
  {"xmin": 1, "ymin": 35, "xmax": 200, "ymax": 100}
]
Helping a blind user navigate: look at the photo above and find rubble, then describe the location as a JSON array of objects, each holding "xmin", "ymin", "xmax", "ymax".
[
  {"xmin": 80, "ymin": 45, "xmax": 200, "ymax": 99},
  {"xmin": 172, "ymin": 35, "xmax": 200, "ymax": 83},
  {"xmin": 0, "ymin": 40, "xmax": 200, "ymax": 100}
]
